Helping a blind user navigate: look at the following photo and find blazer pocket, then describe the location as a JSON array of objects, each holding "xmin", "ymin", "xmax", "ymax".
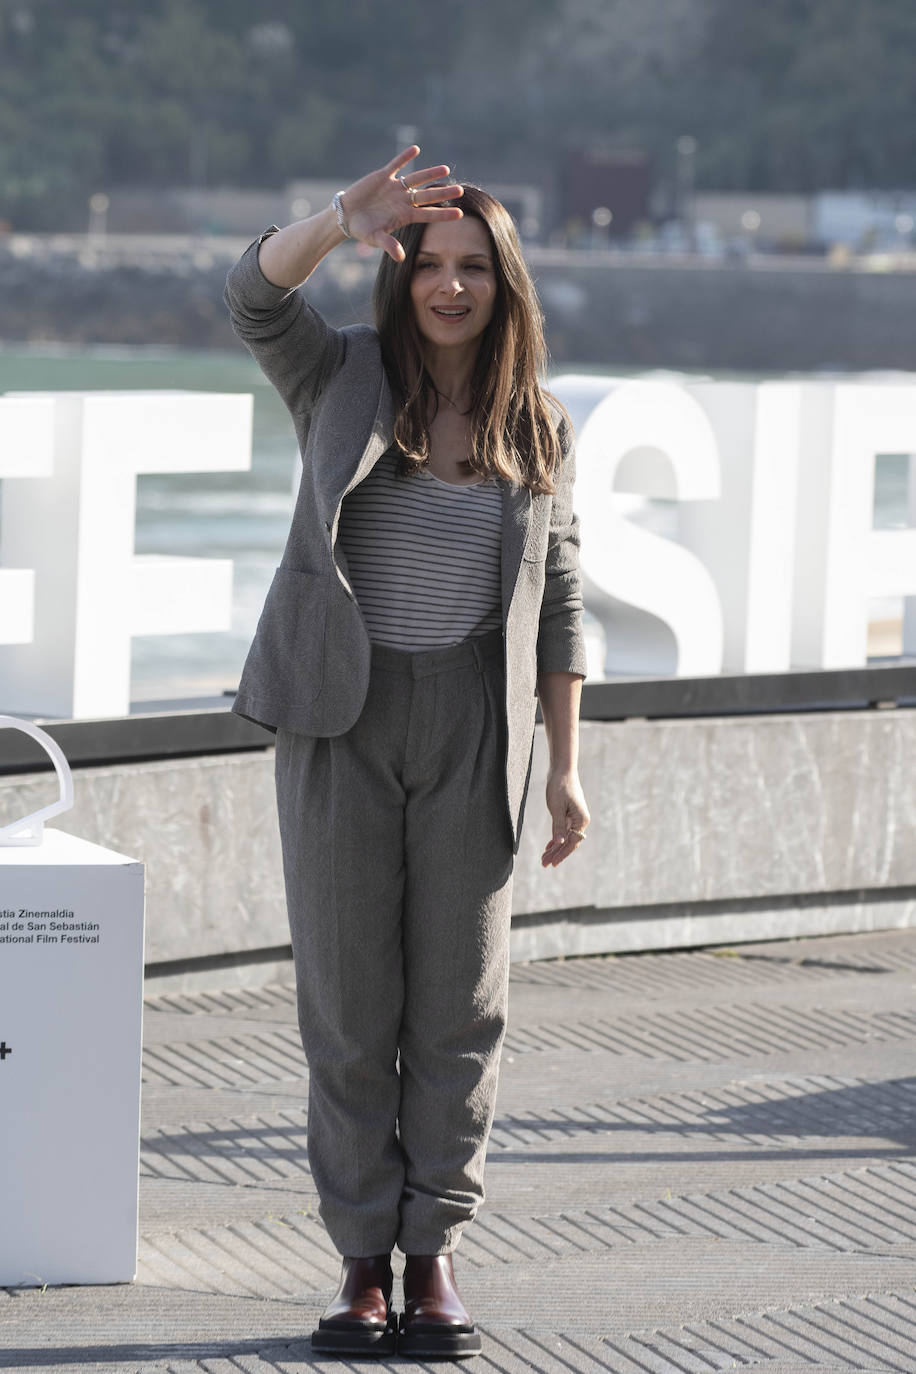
[{"xmin": 250, "ymin": 566, "xmax": 328, "ymax": 706}]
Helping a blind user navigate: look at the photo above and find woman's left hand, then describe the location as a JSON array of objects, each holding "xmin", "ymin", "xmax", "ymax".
[{"xmin": 541, "ymin": 769, "xmax": 591, "ymax": 867}]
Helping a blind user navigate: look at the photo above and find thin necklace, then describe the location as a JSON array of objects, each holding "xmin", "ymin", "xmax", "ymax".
[{"xmin": 434, "ymin": 388, "xmax": 472, "ymax": 417}]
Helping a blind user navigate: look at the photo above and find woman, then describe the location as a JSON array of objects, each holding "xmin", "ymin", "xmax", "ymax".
[{"xmin": 224, "ymin": 147, "xmax": 590, "ymax": 1359}]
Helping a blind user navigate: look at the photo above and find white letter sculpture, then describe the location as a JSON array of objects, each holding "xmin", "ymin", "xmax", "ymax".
[
  {"xmin": 554, "ymin": 375, "xmax": 916, "ymax": 678},
  {"xmin": 556, "ymin": 376, "xmax": 723, "ymax": 677},
  {"xmin": 0, "ymin": 391, "xmax": 252, "ymax": 718},
  {"xmin": 0, "ymin": 397, "xmax": 55, "ymax": 647},
  {"xmin": 676, "ymin": 381, "xmax": 802, "ymax": 674},
  {"xmin": 792, "ymin": 383, "xmax": 916, "ymax": 668},
  {"xmin": 4, "ymin": 381, "xmax": 913, "ymax": 701}
]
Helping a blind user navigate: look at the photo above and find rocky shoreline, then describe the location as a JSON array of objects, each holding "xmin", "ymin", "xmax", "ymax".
[
  {"xmin": 0, "ymin": 241, "xmax": 369, "ymax": 351},
  {"xmin": 3, "ymin": 241, "xmax": 916, "ymax": 371}
]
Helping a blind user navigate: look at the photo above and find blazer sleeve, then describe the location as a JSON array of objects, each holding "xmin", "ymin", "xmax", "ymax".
[
  {"xmin": 223, "ymin": 226, "xmax": 345, "ymax": 422},
  {"xmin": 536, "ymin": 415, "xmax": 588, "ymax": 679}
]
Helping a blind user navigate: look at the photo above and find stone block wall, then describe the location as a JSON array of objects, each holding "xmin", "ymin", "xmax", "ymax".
[{"xmin": 1, "ymin": 709, "xmax": 914, "ymax": 970}]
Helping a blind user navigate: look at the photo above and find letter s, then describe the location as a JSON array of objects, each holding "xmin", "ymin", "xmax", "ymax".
[{"xmin": 561, "ymin": 378, "xmax": 724, "ymax": 678}]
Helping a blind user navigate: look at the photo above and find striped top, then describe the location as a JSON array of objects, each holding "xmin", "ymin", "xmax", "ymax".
[{"xmin": 338, "ymin": 447, "xmax": 503, "ymax": 650}]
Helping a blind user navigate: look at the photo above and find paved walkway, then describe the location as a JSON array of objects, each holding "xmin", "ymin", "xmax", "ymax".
[{"xmin": 4, "ymin": 926, "xmax": 916, "ymax": 1372}]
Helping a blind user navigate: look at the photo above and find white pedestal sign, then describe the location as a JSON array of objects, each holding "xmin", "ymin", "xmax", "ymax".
[{"xmin": 0, "ymin": 718, "xmax": 145, "ymax": 1287}]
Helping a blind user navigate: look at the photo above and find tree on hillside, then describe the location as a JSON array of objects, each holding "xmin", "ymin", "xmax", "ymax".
[
  {"xmin": 693, "ymin": 0, "xmax": 916, "ymax": 189},
  {"xmin": 1, "ymin": 0, "xmax": 915, "ymax": 229}
]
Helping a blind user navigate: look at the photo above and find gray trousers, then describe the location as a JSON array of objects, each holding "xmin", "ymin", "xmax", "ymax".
[{"xmin": 274, "ymin": 627, "xmax": 515, "ymax": 1257}]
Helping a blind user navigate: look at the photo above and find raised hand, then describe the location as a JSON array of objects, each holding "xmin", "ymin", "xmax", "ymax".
[{"xmin": 338, "ymin": 146, "xmax": 463, "ymax": 261}]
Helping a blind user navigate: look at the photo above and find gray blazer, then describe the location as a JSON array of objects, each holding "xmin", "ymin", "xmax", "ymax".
[{"xmin": 225, "ymin": 229, "xmax": 586, "ymax": 847}]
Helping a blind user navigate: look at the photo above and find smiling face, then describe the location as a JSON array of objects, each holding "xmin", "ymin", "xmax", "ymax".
[{"xmin": 409, "ymin": 215, "xmax": 498, "ymax": 356}]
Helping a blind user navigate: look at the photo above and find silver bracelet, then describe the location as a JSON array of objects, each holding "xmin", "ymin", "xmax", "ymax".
[{"xmin": 332, "ymin": 191, "xmax": 351, "ymax": 239}]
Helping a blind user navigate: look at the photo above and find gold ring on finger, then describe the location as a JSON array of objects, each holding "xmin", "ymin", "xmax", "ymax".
[
  {"xmin": 569, "ymin": 828, "xmax": 587, "ymax": 842},
  {"xmin": 399, "ymin": 176, "xmax": 418, "ymax": 206}
]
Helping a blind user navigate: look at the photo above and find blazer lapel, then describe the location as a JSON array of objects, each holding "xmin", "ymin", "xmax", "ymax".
[
  {"xmin": 500, "ymin": 478, "xmax": 532, "ymax": 618},
  {"xmin": 344, "ymin": 377, "xmax": 395, "ymax": 498},
  {"xmin": 314, "ymin": 334, "xmax": 395, "ymax": 521}
]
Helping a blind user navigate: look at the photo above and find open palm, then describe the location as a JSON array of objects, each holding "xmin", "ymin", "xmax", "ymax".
[{"xmin": 341, "ymin": 146, "xmax": 464, "ymax": 261}]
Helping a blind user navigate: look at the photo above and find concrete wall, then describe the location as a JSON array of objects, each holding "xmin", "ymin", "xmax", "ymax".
[{"xmin": 1, "ymin": 709, "xmax": 914, "ymax": 972}]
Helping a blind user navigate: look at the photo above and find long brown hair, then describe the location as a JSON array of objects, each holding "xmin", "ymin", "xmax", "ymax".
[{"xmin": 373, "ymin": 184, "xmax": 563, "ymax": 494}]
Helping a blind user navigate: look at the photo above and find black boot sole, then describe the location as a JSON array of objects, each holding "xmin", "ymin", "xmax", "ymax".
[
  {"xmin": 311, "ymin": 1307, "xmax": 398, "ymax": 1357},
  {"xmin": 397, "ymin": 1319, "xmax": 482, "ymax": 1360}
]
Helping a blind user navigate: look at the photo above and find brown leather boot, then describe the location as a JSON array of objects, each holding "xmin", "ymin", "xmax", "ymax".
[
  {"xmin": 311, "ymin": 1254, "xmax": 397, "ymax": 1355},
  {"xmin": 398, "ymin": 1253, "xmax": 482, "ymax": 1359}
]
